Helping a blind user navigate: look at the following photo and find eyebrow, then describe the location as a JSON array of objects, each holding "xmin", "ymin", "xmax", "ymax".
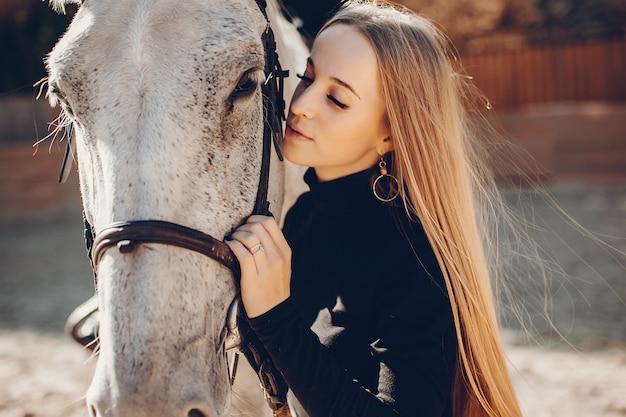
[{"xmin": 307, "ymin": 57, "xmax": 361, "ymax": 100}]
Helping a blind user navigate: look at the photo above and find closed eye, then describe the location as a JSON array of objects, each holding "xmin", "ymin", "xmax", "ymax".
[
  {"xmin": 327, "ymin": 94, "xmax": 348, "ymax": 109},
  {"xmin": 297, "ymin": 73, "xmax": 349, "ymax": 110}
]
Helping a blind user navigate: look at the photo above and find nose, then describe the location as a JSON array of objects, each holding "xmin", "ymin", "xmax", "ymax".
[{"xmin": 289, "ymin": 81, "xmax": 317, "ymax": 119}]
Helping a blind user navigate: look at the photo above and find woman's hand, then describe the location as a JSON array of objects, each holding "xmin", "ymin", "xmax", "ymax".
[{"xmin": 225, "ymin": 215, "xmax": 292, "ymax": 318}]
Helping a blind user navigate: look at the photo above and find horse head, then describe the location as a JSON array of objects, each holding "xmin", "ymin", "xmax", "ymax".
[{"xmin": 45, "ymin": 0, "xmax": 307, "ymax": 416}]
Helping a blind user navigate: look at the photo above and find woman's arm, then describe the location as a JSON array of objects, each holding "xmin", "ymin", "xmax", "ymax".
[
  {"xmin": 227, "ymin": 215, "xmax": 456, "ymax": 417},
  {"xmin": 249, "ymin": 273, "xmax": 456, "ymax": 417}
]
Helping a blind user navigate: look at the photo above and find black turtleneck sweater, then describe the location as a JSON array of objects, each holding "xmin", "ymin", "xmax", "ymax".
[{"xmin": 249, "ymin": 167, "xmax": 456, "ymax": 417}]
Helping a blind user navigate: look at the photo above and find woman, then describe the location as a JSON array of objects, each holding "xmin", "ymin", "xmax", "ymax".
[{"xmin": 226, "ymin": 1, "xmax": 522, "ymax": 416}]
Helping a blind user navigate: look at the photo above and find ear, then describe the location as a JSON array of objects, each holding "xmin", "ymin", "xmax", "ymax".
[{"xmin": 378, "ymin": 137, "xmax": 394, "ymax": 155}]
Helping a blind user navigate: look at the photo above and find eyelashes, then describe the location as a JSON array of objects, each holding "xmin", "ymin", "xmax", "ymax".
[
  {"xmin": 326, "ymin": 94, "xmax": 348, "ymax": 109},
  {"xmin": 296, "ymin": 73, "xmax": 348, "ymax": 110}
]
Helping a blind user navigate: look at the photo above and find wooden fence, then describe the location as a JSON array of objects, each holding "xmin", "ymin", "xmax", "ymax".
[{"xmin": 461, "ymin": 36, "xmax": 626, "ymax": 110}]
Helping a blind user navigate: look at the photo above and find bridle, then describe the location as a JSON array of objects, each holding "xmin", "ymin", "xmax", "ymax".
[
  {"xmin": 64, "ymin": 1, "xmax": 294, "ymax": 416},
  {"xmin": 88, "ymin": 0, "xmax": 286, "ymax": 280}
]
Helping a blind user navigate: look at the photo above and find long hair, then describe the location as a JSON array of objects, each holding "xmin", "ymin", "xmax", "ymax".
[{"xmin": 322, "ymin": 2, "xmax": 523, "ymax": 416}]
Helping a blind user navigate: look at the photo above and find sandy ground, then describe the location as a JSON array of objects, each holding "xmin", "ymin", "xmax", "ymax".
[
  {"xmin": 1, "ymin": 330, "xmax": 625, "ymax": 417},
  {"xmin": 1, "ymin": 183, "xmax": 625, "ymax": 417}
]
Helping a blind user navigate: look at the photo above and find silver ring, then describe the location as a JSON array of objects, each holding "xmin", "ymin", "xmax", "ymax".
[{"xmin": 248, "ymin": 242, "xmax": 264, "ymax": 255}]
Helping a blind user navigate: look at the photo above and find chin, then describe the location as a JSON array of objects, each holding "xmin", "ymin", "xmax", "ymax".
[{"xmin": 281, "ymin": 143, "xmax": 313, "ymax": 168}]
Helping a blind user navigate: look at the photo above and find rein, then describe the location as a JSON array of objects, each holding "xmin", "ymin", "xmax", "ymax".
[{"xmin": 65, "ymin": 1, "xmax": 294, "ymax": 416}]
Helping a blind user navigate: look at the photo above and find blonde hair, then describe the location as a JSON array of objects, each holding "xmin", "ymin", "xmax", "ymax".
[{"xmin": 322, "ymin": 2, "xmax": 523, "ymax": 416}]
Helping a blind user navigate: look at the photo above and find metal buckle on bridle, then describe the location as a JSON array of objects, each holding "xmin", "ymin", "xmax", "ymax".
[{"xmin": 224, "ymin": 297, "xmax": 242, "ymax": 386}]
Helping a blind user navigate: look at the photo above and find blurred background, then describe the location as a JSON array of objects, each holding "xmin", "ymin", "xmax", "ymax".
[{"xmin": 0, "ymin": 0, "xmax": 625, "ymax": 416}]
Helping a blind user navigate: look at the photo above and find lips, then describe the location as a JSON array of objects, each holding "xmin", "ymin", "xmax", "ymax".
[{"xmin": 286, "ymin": 122, "xmax": 313, "ymax": 141}]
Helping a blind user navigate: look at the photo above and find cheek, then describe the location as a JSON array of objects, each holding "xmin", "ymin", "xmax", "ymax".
[
  {"xmin": 358, "ymin": 107, "xmax": 388, "ymax": 142},
  {"xmin": 340, "ymin": 113, "xmax": 379, "ymax": 142}
]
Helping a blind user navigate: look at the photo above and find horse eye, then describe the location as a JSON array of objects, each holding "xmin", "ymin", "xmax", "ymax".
[
  {"xmin": 48, "ymin": 83, "xmax": 75, "ymax": 117},
  {"xmin": 230, "ymin": 69, "xmax": 262, "ymax": 100}
]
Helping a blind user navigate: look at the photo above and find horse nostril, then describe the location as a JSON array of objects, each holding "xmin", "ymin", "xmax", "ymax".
[
  {"xmin": 188, "ymin": 409, "xmax": 206, "ymax": 417},
  {"xmin": 89, "ymin": 405, "xmax": 97, "ymax": 417}
]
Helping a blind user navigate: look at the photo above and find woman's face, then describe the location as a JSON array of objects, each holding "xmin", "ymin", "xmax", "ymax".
[{"xmin": 282, "ymin": 23, "xmax": 391, "ymax": 182}]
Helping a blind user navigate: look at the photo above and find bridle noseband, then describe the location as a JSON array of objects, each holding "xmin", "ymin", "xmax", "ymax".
[
  {"xmin": 89, "ymin": 220, "xmax": 240, "ymax": 278},
  {"xmin": 66, "ymin": 1, "xmax": 294, "ymax": 416}
]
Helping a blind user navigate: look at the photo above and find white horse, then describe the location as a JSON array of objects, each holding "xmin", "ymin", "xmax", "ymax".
[{"xmin": 45, "ymin": 0, "xmax": 308, "ymax": 416}]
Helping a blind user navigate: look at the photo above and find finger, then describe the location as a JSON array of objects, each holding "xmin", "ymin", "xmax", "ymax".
[
  {"xmin": 233, "ymin": 221, "xmax": 277, "ymax": 255},
  {"xmin": 247, "ymin": 215, "xmax": 291, "ymax": 255},
  {"xmin": 225, "ymin": 239, "xmax": 259, "ymax": 275},
  {"xmin": 228, "ymin": 227, "xmax": 271, "ymax": 267},
  {"xmin": 246, "ymin": 214, "xmax": 274, "ymax": 224},
  {"xmin": 247, "ymin": 241, "xmax": 264, "ymax": 255},
  {"xmin": 230, "ymin": 227, "xmax": 268, "ymax": 252}
]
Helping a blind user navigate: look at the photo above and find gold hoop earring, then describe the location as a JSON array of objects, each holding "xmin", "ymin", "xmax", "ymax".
[{"xmin": 372, "ymin": 157, "xmax": 399, "ymax": 202}]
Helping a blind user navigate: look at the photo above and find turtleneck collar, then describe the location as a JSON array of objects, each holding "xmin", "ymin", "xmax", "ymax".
[{"xmin": 303, "ymin": 165, "xmax": 384, "ymax": 218}]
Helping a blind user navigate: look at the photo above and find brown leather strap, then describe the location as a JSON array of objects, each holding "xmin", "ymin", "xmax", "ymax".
[
  {"xmin": 253, "ymin": 0, "xmax": 288, "ymax": 217},
  {"xmin": 91, "ymin": 220, "xmax": 240, "ymax": 277},
  {"xmin": 237, "ymin": 315, "xmax": 291, "ymax": 416},
  {"xmin": 245, "ymin": 3, "xmax": 292, "ymax": 414}
]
